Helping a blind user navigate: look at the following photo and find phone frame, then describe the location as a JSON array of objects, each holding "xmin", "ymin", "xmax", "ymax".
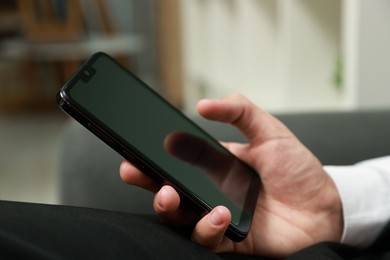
[{"xmin": 56, "ymin": 52, "xmax": 259, "ymax": 242}]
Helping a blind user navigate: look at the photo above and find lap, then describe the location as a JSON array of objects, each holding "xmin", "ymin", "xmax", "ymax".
[
  {"xmin": 0, "ymin": 200, "xmax": 389, "ymax": 260},
  {"xmin": 0, "ymin": 200, "xmax": 219, "ymax": 259}
]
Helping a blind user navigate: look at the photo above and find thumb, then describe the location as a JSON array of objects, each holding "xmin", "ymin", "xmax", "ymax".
[{"xmin": 191, "ymin": 206, "xmax": 232, "ymax": 252}]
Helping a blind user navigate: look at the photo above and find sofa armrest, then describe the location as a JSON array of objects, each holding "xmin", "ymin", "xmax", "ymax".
[{"xmin": 277, "ymin": 110, "xmax": 390, "ymax": 165}]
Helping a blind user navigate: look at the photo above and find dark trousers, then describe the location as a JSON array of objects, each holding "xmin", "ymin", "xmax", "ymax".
[{"xmin": 0, "ymin": 201, "xmax": 389, "ymax": 260}]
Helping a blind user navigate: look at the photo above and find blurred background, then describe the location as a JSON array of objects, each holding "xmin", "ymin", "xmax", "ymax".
[{"xmin": 0, "ymin": 0, "xmax": 389, "ymax": 204}]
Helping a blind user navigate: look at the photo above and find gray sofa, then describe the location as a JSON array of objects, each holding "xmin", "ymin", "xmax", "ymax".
[{"xmin": 58, "ymin": 110, "xmax": 390, "ymax": 214}]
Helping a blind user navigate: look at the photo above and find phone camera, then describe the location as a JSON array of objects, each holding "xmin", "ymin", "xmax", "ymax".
[{"xmin": 80, "ymin": 67, "xmax": 96, "ymax": 83}]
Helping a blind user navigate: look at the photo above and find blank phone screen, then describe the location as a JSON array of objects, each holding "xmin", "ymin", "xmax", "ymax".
[{"xmin": 65, "ymin": 53, "xmax": 260, "ymax": 230}]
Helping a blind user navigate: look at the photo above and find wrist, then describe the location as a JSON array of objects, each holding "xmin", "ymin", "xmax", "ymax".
[
  {"xmin": 325, "ymin": 175, "xmax": 344, "ymax": 242},
  {"xmin": 325, "ymin": 162, "xmax": 390, "ymax": 248},
  {"xmin": 310, "ymin": 171, "xmax": 343, "ymax": 243}
]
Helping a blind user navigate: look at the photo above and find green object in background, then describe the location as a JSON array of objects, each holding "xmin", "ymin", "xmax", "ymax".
[{"xmin": 333, "ymin": 52, "xmax": 343, "ymax": 91}]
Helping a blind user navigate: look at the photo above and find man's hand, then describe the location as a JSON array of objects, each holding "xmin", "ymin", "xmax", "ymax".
[{"xmin": 120, "ymin": 94, "xmax": 343, "ymax": 258}]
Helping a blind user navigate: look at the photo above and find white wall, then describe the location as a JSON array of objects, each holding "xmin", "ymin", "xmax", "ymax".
[
  {"xmin": 357, "ymin": 0, "xmax": 390, "ymax": 109},
  {"xmin": 180, "ymin": 0, "xmax": 390, "ymax": 113}
]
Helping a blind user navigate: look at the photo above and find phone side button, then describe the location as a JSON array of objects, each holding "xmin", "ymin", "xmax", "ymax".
[
  {"xmin": 87, "ymin": 123, "xmax": 116, "ymax": 147},
  {"xmin": 122, "ymin": 150, "xmax": 136, "ymax": 162},
  {"xmin": 122, "ymin": 151, "xmax": 146, "ymax": 170}
]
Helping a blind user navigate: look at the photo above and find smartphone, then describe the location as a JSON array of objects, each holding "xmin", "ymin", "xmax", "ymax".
[{"xmin": 56, "ymin": 52, "xmax": 260, "ymax": 242}]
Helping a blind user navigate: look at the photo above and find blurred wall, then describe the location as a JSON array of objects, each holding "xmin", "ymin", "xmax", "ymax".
[
  {"xmin": 357, "ymin": 0, "xmax": 390, "ymax": 109},
  {"xmin": 180, "ymin": 0, "xmax": 390, "ymax": 113}
]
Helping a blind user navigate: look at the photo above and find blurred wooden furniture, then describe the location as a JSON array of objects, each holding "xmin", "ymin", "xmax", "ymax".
[
  {"xmin": 156, "ymin": 0, "xmax": 183, "ymax": 108},
  {"xmin": 0, "ymin": 0, "xmax": 142, "ymax": 113},
  {"xmin": 16, "ymin": 0, "xmax": 84, "ymax": 42}
]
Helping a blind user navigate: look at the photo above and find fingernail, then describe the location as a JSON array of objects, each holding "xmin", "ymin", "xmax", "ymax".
[
  {"xmin": 157, "ymin": 188, "xmax": 166, "ymax": 208},
  {"xmin": 209, "ymin": 208, "xmax": 224, "ymax": 227}
]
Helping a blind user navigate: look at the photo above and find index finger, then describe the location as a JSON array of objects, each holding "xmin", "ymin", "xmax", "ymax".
[{"xmin": 196, "ymin": 94, "xmax": 293, "ymax": 144}]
